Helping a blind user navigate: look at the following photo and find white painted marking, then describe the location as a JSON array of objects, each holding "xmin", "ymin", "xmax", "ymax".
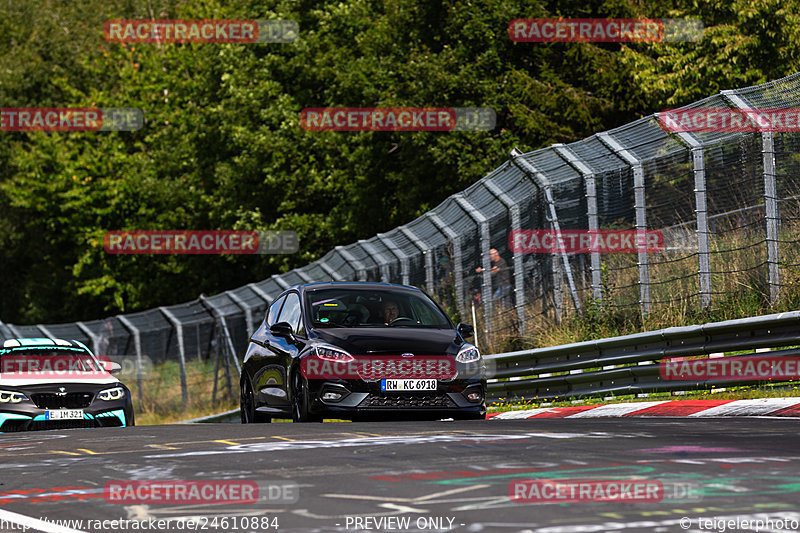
[
  {"xmin": 567, "ymin": 401, "xmax": 669, "ymax": 418},
  {"xmin": 490, "ymin": 409, "xmax": 552, "ymax": 419},
  {"xmin": 0, "ymin": 509, "xmax": 88, "ymax": 533},
  {"xmin": 687, "ymin": 397, "xmax": 800, "ymax": 417},
  {"xmin": 145, "ymin": 431, "xmax": 630, "ymax": 458}
]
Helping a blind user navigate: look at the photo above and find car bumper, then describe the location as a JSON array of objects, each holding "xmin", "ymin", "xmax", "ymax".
[
  {"xmin": 307, "ymin": 378, "xmax": 486, "ymax": 420},
  {"xmin": 0, "ymin": 402, "xmax": 133, "ymax": 432}
]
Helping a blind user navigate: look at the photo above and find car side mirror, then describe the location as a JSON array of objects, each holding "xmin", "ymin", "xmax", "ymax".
[
  {"xmin": 270, "ymin": 321, "xmax": 294, "ymax": 338},
  {"xmin": 103, "ymin": 361, "xmax": 122, "ymax": 374},
  {"xmin": 457, "ymin": 323, "xmax": 474, "ymax": 338}
]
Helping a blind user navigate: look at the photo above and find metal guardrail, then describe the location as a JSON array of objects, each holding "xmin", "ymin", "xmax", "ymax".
[{"xmin": 485, "ymin": 310, "xmax": 800, "ymax": 400}]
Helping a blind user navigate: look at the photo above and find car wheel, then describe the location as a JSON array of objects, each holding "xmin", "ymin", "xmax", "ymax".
[
  {"xmin": 292, "ymin": 372, "xmax": 322, "ymax": 423},
  {"xmin": 241, "ymin": 378, "xmax": 270, "ymax": 424}
]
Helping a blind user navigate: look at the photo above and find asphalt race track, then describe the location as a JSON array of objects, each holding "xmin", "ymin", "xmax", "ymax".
[{"xmin": 1, "ymin": 418, "xmax": 799, "ymax": 533}]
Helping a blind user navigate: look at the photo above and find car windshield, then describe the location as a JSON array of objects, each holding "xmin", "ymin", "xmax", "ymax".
[{"xmin": 306, "ymin": 288, "xmax": 451, "ymax": 329}]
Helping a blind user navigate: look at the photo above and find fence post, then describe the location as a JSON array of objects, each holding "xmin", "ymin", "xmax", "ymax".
[
  {"xmin": 271, "ymin": 274, "xmax": 291, "ymax": 291},
  {"xmin": 199, "ymin": 296, "xmax": 242, "ymax": 375},
  {"xmin": 597, "ymin": 133, "xmax": 651, "ymax": 318},
  {"xmin": 117, "ymin": 315, "xmax": 143, "ymax": 397},
  {"xmin": 428, "ymin": 212, "xmax": 466, "ymax": 319},
  {"xmin": 76, "ymin": 321, "xmax": 100, "ymax": 354},
  {"xmin": 159, "ymin": 307, "xmax": 188, "ymax": 410},
  {"xmin": 247, "ymin": 282, "xmax": 274, "ymax": 305},
  {"xmin": 554, "ymin": 144, "xmax": 602, "ymax": 303},
  {"xmin": 454, "ymin": 194, "xmax": 493, "ymax": 341},
  {"xmin": 400, "ymin": 226, "xmax": 434, "ymax": 292},
  {"xmin": 227, "ymin": 291, "xmax": 255, "ymax": 336},
  {"xmin": 295, "ymin": 269, "xmax": 315, "ymax": 283},
  {"xmin": 36, "ymin": 324, "xmax": 55, "ymax": 339},
  {"xmin": 675, "ymin": 132, "xmax": 712, "ymax": 308},
  {"xmin": 510, "ymin": 148, "xmax": 582, "ymax": 314},
  {"xmin": 360, "ymin": 240, "xmax": 392, "ymax": 283},
  {"xmin": 722, "ymin": 91, "xmax": 781, "ymax": 303},
  {"xmin": 335, "ymin": 246, "xmax": 367, "ymax": 281},
  {"xmin": 378, "ymin": 234, "xmax": 410, "ymax": 286},
  {"xmin": 318, "ymin": 259, "xmax": 345, "ymax": 281},
  {"xmin": 483, "ymin": 179, "xmax": 526, "ymax": 335}
]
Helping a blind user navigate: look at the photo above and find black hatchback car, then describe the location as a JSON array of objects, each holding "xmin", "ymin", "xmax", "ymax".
[{"xmin": 240, "ymin": 282, "xmax": 485, "ymax": 422}]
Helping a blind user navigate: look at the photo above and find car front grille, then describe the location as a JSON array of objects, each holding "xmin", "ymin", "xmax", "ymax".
[
  {"xmin": 30, "ymin": 392, "xmax": 93, "ymax": 409},
  {"xmin": 359, "ymin": 393, "xmax": 456, "ymax": 408}
]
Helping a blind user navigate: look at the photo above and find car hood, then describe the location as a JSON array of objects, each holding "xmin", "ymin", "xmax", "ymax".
[
  {"xmin": 0, "ymin": 374, "xmax": 121, "ymax": 387},
  {"xmin": 310, "ymin": 327, "xmax": 460, "ymax": 356}
]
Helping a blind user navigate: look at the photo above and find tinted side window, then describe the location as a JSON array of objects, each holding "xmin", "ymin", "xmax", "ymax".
[
  {"xmin": 267, "ymin": 295, "xmax": 287, "ymax": 326},
  {"xmin": 277, "ymin": 292, "xmax": 304, "ymax": 336}
]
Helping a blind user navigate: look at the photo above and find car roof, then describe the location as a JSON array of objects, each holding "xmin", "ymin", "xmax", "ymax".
[
  {"xmin": 293, "ymin": 281, "xmax": 425, "ymax": 294},
  {"xmin": 0, "ymin": 338, "xmax": 93, "ymax": 352}
]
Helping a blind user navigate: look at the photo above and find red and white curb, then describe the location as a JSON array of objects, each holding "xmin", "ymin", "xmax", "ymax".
[{"xmin": 488, "ymin": 397, "xmax": 800, "ymax": 419}]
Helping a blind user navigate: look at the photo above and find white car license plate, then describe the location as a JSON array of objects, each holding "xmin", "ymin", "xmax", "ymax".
[
  {"xmin": 45, "ymin": 410, "xmax": 84, "ymax": 420},
  {"xmin": 381, "ymin": 379, "xmax": 437, "ymax": 391}
]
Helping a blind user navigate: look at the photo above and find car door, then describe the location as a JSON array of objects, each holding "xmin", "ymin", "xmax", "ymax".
[
  {"xmin": 245, "ymin": 294, "xmax": 288, "ymax": 410},
  {"xmin": 271, "ymin": 291, "xmax": 307, "ymax": 407}
]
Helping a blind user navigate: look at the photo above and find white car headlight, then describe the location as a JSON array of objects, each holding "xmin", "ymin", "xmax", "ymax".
[
  {"xmin": 0, "ymin": 390, "xmax": 28, "ymax": 403},
  {"xmin": 98, "ymin": 387, "xmax": 125, "ymax": 401},
  {"xmin": 456, "ymin": 344, "xmax": 481, "ymax": 363},
  {"xmin": 314, "ymin": 345, "xmax": 354, "ymax": 362}
]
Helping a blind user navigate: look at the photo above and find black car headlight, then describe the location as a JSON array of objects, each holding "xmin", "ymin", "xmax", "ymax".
[
  {"xmin": 98, "ymin": 386, "xmax": 126, "ymax": 401},
  {"xmin": 314, "ymin": 344, "xmax": 354, "ymax": 362},
  {"xmin": 456, "ymin": 344, "xmax": 481, "ymax": 363},
  {"xmin": 0, "ymin": 390, "xmax": 28, "ymax": 404}
]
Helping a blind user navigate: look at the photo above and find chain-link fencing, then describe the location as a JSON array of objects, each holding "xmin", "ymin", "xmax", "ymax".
[{"xmin": 3, "ymin": 73, "xmax": 800, "ymax": 416}]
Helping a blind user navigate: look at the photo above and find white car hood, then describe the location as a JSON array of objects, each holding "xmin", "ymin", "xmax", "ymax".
[{"xmin": 0, "ymin": 374, "xmax": 121, "ymax": 387}]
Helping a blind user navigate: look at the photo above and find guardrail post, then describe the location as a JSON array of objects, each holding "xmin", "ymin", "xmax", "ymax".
[
  {"xmin": 484, "ymin": 179, "xmax": 527, "ymax": 334},
  {"xmin": 159, "ymin": 307, "xmax": 188, "ymax": 410},
  {"xmin": 428, "ymin": 212, "xmax": 466, "ymax": 320},
  {"xmin": 554, "ymin": 144, "xmax": 602, "ymax": 302},
  {"xmin": 597, "ymin": 133, "xmax": 651, "ymax": 318},
  {"xmin": 722, "ymin": 91, "xmax": 781, "ymax": 303},
  {"xmin": 511, "ymin": 148, "xmax": 582, "ymax": 314},
  {"xmin": 117, "ymin": 315, "xmax": 143, "ymax": 398}
]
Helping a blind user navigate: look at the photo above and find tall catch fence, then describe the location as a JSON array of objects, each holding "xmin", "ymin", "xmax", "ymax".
[{"xmin": 2, "ymin": 73, "xmax": 800, "ymax": 414}]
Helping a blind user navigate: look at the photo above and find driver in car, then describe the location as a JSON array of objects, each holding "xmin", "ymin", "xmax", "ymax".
[{"xmin": 382, "ymin": 299, "xmax": 400, "ymax": 325}]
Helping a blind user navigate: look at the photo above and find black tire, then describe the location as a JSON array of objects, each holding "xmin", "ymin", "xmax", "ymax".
[
  {"xmin": 241, "ymin": 378, "xmax": 271, "ymax": 423},
  {"xmin": 292, "ymin": 372, "xmax": 322, "ymax": 423}
]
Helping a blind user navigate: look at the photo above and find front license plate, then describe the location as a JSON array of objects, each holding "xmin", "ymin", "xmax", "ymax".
[
  {"xmin": 381, "ymin": 379, "xmax": 437, "ymax": 391},
  {"xmin": 45, "ymin": 410, "xmax": 84, "ymax": 420}
]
